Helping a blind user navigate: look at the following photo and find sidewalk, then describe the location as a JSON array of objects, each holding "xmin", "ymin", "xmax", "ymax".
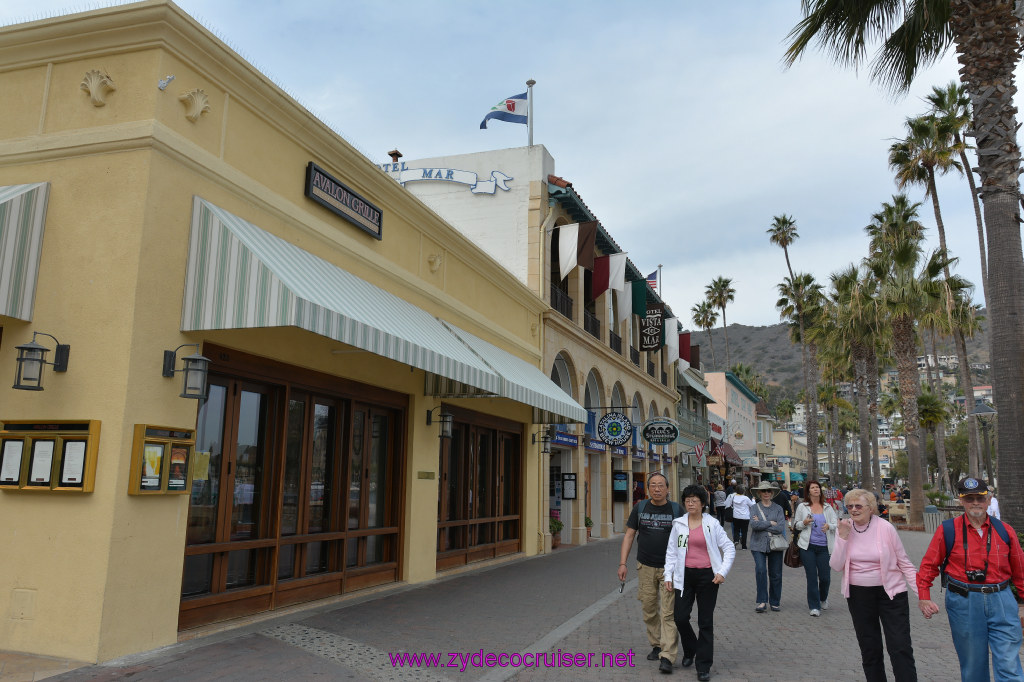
[{"xmin": 11, "ymin": 527, "xmax": 1015, "ymax": 681}]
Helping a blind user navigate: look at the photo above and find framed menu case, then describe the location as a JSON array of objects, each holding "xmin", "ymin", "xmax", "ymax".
[
  {"xmin": 128, "ymin": 424, "xmax": 195, "ymax": 495},
  {"xmin": 0, "ymin": 420, "xmax": 101, "ymax": 492}
]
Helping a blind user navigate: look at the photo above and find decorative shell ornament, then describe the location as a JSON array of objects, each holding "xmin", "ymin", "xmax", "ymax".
[
  {"xmin": 178, "ymin": 88, "xmax": 211, "ymax": 122},
  {"xmin": 81, "ymin": 69, "xmax": 115, "ymax": 107}
]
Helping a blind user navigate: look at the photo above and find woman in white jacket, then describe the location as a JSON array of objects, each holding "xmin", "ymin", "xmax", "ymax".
[
  {"xmin": 664, "ymin": 485, "xmax": 736, "ymax": 681},
  {"xmin": 791, "ymin": 479, "xmax": 838, "ymax": 617}
]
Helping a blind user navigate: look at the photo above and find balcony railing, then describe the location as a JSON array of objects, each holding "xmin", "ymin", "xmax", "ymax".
[
  {"xmin": 550, "ymin": 284, "xmax": 573, "ymax": 320},
  {"xmin": 675, "ymin": 407, "xmax": 710, "ymax": 441},
  {"xmin": 583, "ymin": 309, "xmax": 601, "ymax": 340},
  {"xmin": 609, "ymin": 331, "xmax": 622, "ymax": 354},
  {"xmin": 630, "ymin": 346, "xmax": 640, "ymax": 366},
  {"xmin": 647, "ymin": 360, "xmax": 655, "ymax": 377}
]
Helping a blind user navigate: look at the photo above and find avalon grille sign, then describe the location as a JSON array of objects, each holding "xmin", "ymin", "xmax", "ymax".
[
  {"xmin": 641, "ymin": 418, "xmax": 679, "ymax": 445},
  {"xmin": 305, "ymin": 162, "xmax": 383, "ymax": 240},
  {"xmin": 597, "ymin": 412, "xmax": 632, "ymax": 446}
]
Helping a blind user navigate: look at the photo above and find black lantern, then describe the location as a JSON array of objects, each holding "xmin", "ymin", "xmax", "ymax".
[
  {"xmin": 13, "ymin": 332, "xmax": 70, "ymax": 391},
  {"xmin": 533, "ymin": 425, "xmax": 554, "ymax": 455},
  {"xmin": 426, "ymin": 406, "xmax": 453, "ymax": 439},
  {"xmin": 162, "ymin": 344, "xmax": 210, "ymax": 399}
]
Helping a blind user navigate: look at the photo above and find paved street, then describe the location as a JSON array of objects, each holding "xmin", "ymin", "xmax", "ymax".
[{"xmin": 29, "ymin": 527, "xmax": 1016, "ymax": 681}]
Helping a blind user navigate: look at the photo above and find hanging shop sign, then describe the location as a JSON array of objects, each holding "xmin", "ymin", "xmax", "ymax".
[
  {"xmin": 597, "ymin": 412, "xmax": 632, "ymax": 446},
  {"xmin": 641, "ymin": 418, "xmax": 679, "ymax": 445},
  {"xmin": 639, "ymin": 303, "xmax": 664, "ymax": 351},
  {"xmin": 585, "ymin": 438, "xmax": 606, "ymax": 452},
  {"xmin": 611, "ymin": 445, "xmax": 629, "ymax": 457},
  {"xmin": 380, "ymin": 161, "xmax": 513, "ymax": 195},
  {"xmin": 305, "ymin": 162, "xmax": 383, "ymax": 240},
  {"xmin": 561, "ymin": 473, "xmax": 578, "ymax": 500}
]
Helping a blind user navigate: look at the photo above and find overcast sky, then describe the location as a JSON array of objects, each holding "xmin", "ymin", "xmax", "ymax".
[{"xmin": 3, "ymin": 1, "xmax": 1015, "ymax": 327}]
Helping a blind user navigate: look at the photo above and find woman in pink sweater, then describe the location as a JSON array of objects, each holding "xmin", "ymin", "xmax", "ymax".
[{"xmin": 829, "ymin": 488, "xmax": 919, "ymax": 682}]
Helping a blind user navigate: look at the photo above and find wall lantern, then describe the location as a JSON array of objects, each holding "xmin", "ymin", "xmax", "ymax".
[
  {"xmin": 426, "ymin": 406, "xmax": 453, "ymax": 439},
  {"xmin": 532, "ymin": 426, "xmax": 554, "ymax": 455},
  {"xmin": 162, "ymin": 344, "xmax": 210, "ymax": 399},
  {"xmin": 13, "ymin": 332, "xmax": 70, "ymax": 391}
]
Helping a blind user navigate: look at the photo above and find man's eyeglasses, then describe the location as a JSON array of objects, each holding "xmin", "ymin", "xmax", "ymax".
[{"xmin": 847, "ymin": 504, "xmax": 866, "ymax": 510}]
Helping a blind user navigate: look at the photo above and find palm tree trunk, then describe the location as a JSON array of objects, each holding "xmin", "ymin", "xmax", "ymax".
[
  {"xmin": 948, "ymin": 0, "xmax": 1024, "ymax": 536},
  {"xmin": 894, "ymin": 315, "xmax": 924, "ymax": 526},
  {"xmin": 807, "ymin": 343, "xmax": 820, "ymax": 481},
  {"xmin": 868, "ymin": 349, "xmax": 882, "ymax": 494},
  {"xmin": 854, "ymin": 344, "xmax": 871, "ymax": 489},
  {"xmin": 706, "ymin": 327, "xmax": 717, "ymax": 371},
  {"xmin": 721, "ymin": 309, "xmax": 731, "ymax": 370},
  {"xmin": 832, "ymin": 403, "xmax": 841, "ymax": 485},
  {"xmin": 955, "ymin": 140, "xmax": 990, "ymax": 310}
]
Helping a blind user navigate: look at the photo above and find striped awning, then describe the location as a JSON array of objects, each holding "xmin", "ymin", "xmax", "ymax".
[
  {"xmin": 0, "ymin": 183, "xmax": 49, "ymax": 321},
  {"xmin": 437, "ymin": 321, "xmax": 587, "ymax": 424},
  {"xmin": 679, "ymin": 369, "xmax": 715, "ymax": 403},
  {"xmin": 183, "ymin": 197, "xmax": 585, "ymax": 423}
]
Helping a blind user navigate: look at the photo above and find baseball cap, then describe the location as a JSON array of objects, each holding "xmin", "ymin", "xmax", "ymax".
[{"xmin": 956, "ymin": 477, "xmax": 990, "ymax": 497}]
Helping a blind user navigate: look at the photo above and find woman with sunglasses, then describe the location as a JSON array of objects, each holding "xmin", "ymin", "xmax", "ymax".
[{"xmin": 830, "ymin": 488, "xmax": 919, "ymax": 681}]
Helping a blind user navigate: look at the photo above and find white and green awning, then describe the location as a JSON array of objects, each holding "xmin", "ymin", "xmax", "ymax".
[
  {"xmin": 183, "ymin": 197, "xmax": 585, "ymax": 423},
  {"xmin": 679, "ymin": 369, "xmax": 716, "ymax": 403},
  {"xmin": 0, "ymin": 183, "xmax": 49, "ymax": 321}
]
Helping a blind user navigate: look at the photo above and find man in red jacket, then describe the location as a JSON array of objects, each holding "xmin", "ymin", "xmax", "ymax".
[{"xmin": 917, "ymin": 477, "xmax": 1024, "ymax": 682}]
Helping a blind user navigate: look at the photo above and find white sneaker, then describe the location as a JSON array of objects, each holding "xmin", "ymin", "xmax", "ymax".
[
  {"xmin": 810, "ymin": 609, "xmax": 821, "ymax": 617},
  {"xmin": 821, "ymin": 599, "xmax": 830, "ymax": 610}
]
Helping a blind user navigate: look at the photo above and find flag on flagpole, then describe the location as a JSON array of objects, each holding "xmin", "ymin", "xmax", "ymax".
[
  {"xmin": 646, "ymin": 270, "xmax": 658, "ymax": 289},
  {"xmin": 665, "ymin": 318, "xmax": 679, "ymax": 364},
  {"xmin": 592, "ymin": 253, "xmax": 628, "ymax": 300},
  {"xmin": 557, "ymin": 222, "xmax": 598, "ymax": 280},
  {"xmin": 480, "ymin": 92, "xmax": 528, "ymax": 129},
  {"xmin": 616, "ymin": 287, "xmax": 631, "ymax": 324}
]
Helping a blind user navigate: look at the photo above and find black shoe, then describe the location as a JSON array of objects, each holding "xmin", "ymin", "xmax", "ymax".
[
  {"xmin": 659, "ymin": 658, "xmax": 673, "ymax": 674},
  {"xmin": 681, "ymin": 656, "xmax": 694, "ymax": 668},
  {"xmin": 647, "ymin": 647, "xmax": 662, "ymax": 661},
  {"xmin": 697, "ymin": 672, "xmax": 711, "ymax": 681}
]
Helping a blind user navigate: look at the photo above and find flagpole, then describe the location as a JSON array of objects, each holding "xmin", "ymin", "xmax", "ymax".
[
  {"xmin": 657, "ymin": 263, "xmax": 663, "ymax": 296},
  {"xmin": 526, "ymin": 79, "xmax": 535, "ymax": 146}
]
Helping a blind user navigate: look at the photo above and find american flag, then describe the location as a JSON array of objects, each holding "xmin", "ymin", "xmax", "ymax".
[
  {"xmin": 646, "ymin": 270, "xmax": 658, "ymax": 289},
  {"xmin": 694, "ymin": 440, "xmax": 707, "ymax": 464}
]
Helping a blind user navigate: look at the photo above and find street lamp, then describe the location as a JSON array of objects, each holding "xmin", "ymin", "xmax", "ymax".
[{"xmin": 970, "ymin": 402, "xmax": 997, "ymax": 484}]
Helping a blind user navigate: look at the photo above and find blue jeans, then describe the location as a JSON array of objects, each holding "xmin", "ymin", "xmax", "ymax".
[
  {"xmin": 945, "ymin": 581, "xmax": 1024, "ymax": 682},
  {"xmin": 752, "ymin": 550, "xmax": 782, "ymax": 607},
  {"xmin": 799, "ymin": 543, "xmax": 831, "ymax": 610}
]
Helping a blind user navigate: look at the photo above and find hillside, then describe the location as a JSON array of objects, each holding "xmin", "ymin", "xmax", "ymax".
[{"xmin": 690, "ymin": 310, "xmax": 990, "ymax": 408}]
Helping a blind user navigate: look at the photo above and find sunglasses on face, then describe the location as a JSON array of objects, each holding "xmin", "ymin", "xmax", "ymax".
[
  {"xmin": 847, "ymin": 504, "xmax": 866, "ymax": 510},
  {"xmin": 961, "ymin": 495, "xmax": 987, "ymax": 503}
]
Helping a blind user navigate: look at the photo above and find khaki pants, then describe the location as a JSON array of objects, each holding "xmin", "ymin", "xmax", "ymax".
[{"xmin": 637, "ymin": 562, "xmax": 678, "ymax": 661}]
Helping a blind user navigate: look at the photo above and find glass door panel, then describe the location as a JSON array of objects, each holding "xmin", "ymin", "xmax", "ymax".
[
  {"xmin": 231, "ymin": 389, "xmax": 269, "ymax": 541},
  {"xmin": 348, "ymin": 409, "xmax": 364, "ymax": 530},
  {"xmin": 187, "ymin": 383, "xmax": 228, "ymax": 545},
  {"xmin": 309, "ymin": 402, "xmax": 335, "ymax": 533},
  {"xmin": 281, "ymin": 398, "xmax": 305, "ymax": 538},
  {"xmin": 367, "ymin": 413, "xmax": 388, "ymax": 528}
]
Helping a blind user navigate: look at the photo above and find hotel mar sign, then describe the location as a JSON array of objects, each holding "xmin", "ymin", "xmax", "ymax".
[{"xmin": 305, "ymin": 162, "xmax": 383, "ymax": 240}]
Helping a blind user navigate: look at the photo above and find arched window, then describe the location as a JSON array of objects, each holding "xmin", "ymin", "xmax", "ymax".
[
  {"xmin": 584, "ymin": 370, "xmax": 601, "ymax": 436},
  {"xmin": 550, "ymin": 354, "xmax": 573, "ymax": 396}
]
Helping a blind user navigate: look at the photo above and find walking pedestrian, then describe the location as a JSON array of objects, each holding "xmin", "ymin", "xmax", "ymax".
[
  {"xmin": 988, "ymin": 489, "xmax": 1001, "ymax": 520},
  {"xmin": 749, "ymin": 480, "xmax": 786, "ymax": 613},
  {"xmin": 917, "ymin": 477, "xmax": 1024, "ymax": 682},
  {"xmin": 831, "ymin": 488, "xmax": 919, "ymax": 682},
  {"xmin": 713, "ymin": 485, "xmax": 726, "ymax": 523},
  {"xmin": 664, "ymin": 485, "xmax": 735, "ymax": 681},
  {"xmin": 791, "ymin": 480, "xmax": 837, "ymax": 616},
  {"xmin": 618, "ymin": 472, "xmax": 683, "ymax": 674},
  {"xmin": 724, "ymin": 485, "xmax": 753, "ymax": 549},
  {"xmin": 773, "ymin": 483, "xmax": 793, "ymax": 519}
]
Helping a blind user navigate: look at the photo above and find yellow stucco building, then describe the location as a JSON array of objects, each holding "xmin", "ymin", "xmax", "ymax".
[{"xmin": 0, "ymin": 1, "xmax": 584, "ymax": 663}]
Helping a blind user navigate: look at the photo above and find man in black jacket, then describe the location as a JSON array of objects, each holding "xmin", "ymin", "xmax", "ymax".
[{"xmin": 773, "ymin": 483, "xmax": 793, "ymax": 519}]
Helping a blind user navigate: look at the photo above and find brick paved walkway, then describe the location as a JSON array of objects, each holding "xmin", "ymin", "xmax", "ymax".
[{"xmin": 26, "ymin": 528, "xmax": 1021, "ymax": 681}]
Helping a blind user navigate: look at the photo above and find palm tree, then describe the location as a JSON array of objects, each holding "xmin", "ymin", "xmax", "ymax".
[
  {"xmin": 888, "ymin": 114, "xmax": 983, "ymax": 477},
  {"xmin": 691, "ymin": 300, "xmax": 718, "ymax": 370},
  {"xmin": 767, "ymin": 214, "xmax": 799, "ymax": 281},
  {"xmin": 776, "ymin": 398, "xmax": 796, "ymax": 425},
  {"xmin": 705, "ymin": 277, "xmax": 736, "ymax": 369},
  {"xmin": 784, "ymin": 0, "xmax": 1024, "ymax": 539},
  {"xmin": 865, "ymin": 209, "xmax": 961, "ymax": 526},
  {"xmin": 918, "ymin": 387, "xmax": 952, "ymax": 494},
  {"xmin": 730, "ymin": 363, "xmax": 768, "ymax": 401},
  {"xmin": 926, "ymin": 81, "xmax": 989, "ymax": 311},
  {"xmin": 778, "ymin": 273, "xmax": 825, "ymax": 480}
]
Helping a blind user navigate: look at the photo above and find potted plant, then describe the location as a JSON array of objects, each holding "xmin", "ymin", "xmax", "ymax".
[
  {"xmin": 584, "ymin": 515, "xmax": 594, "ymax": 539},
  {"xmin": 549, "ymin": 514, "xmax": 564, "ymax": 549}
]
